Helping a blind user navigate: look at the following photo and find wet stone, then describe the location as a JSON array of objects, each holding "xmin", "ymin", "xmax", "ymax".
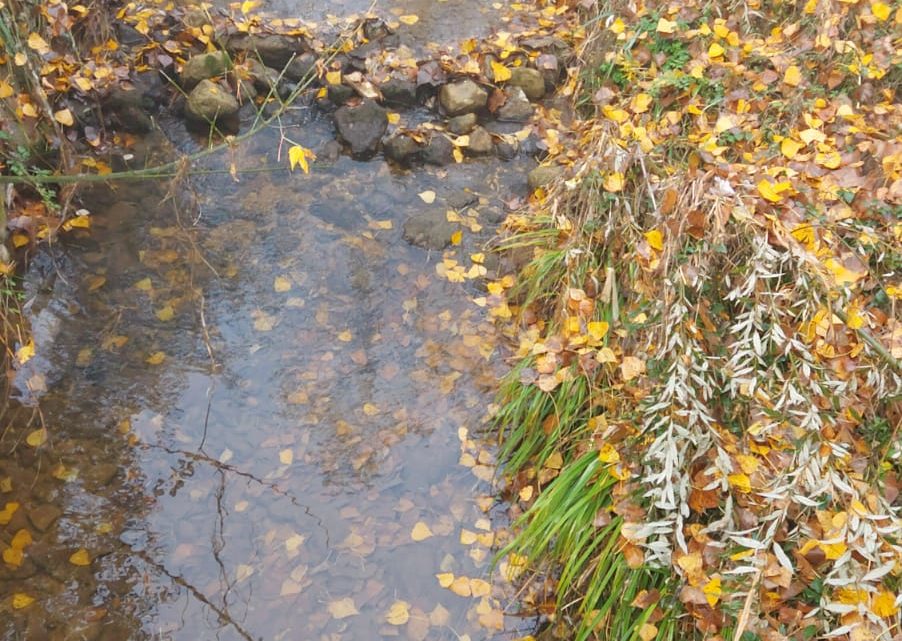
[
  {"xmin": 497, "ymin": 86, "xmax": 534, "ymax": 122},
  {"xmin": 403, "ymin": 211, "xmax": 457, "ymax": 250},
  {"xmin": 334, "ymin": 100, "xmax": 388, "ymax": 157},
  {"xmin": 536, "ymin": 53, "xmax": 561, "ymax": 89},
  {"xmin": 245, "ymin": 59, "xmax": 280, "ymax": 93},
  {"xmin": 382, "ymin": 134, "xmax": 422, "ymax": 165},
  {"xmin": 446, "ymin": 190, "xmax": 479, "ymax": 210},
  {"xmin": 465, "ymin": 126, "xmax": 494, "ymax": 156},
  {"xmin": 438, "ymin": 79, "xmax": 488, "ymax": 116},
  {"xmin": 180, "ymin": 51, "xmax": 232, "ymax": 91},
  {"xmin": 317, "ymin": 139, "xmax": 342, "ymax": 163},
  {"xmin": 496, "ymin": 137, "xmax": 519, "ymax": 160},
  {"xmin": 447, "ymin": 112, "xmax": 477, "ymax": 135},
  {"xmin": 527, "ymin": 164, "xmax": 563, "ymax": 190},
  {"xmin": 283, "ymin": 52, "xmax": 317, "ymax": 83},
  {"xmin": 380, "ymin": 77, "xmax": 417, "ymax": 107},
  {"xmin": 28, "ymin": 504, "xmax": 62, "ymax": 532},
  {"xmin": 327, "ymin": 83, "xmax": 354, "ymax": 106},
  {"xmin": 226, "ymin": 34, "xmax": 305, "ymax": 69},
  {"xmin": 421, "ymin": 134, "xmax": 454, "ymax": 166},
  {"xmin": 184, "ymin": 79, "xmax": 239, "ymax": 130},
  {"xmin": 82, "ymin": 463, "xmax": 119, "ymax": 487},
  {"xmin": 508, "ymin": 67, "xmax": 546, "ymax": 100}
]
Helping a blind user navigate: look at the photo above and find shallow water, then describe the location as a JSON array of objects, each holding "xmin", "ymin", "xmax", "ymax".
[{"xmin": 1, "ymin": 77, "xmax": 534, "ymax": 639}]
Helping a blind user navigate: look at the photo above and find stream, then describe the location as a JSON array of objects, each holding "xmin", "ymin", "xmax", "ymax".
[{"xmin": 0, "ymin": 2, "xmax": 541, "ymax": 640}]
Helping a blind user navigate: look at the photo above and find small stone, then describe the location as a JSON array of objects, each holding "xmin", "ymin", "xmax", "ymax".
[
  {"xmin": 438, "ymin": 79, "xmax": 488, "ymax": 116},
  {"xmin": 244, "ymin": 59, "xmax": 280, "ymax": 93},
  {"xmin": 83, "ymin": 463, "xmax": 119, "ymax": 487},
  {"xmin": 184, "ymin": 79, "xmax": 239, "ymax": 130},
  {"xmin": 363, "ymin": 18, "xmax": 391, "ymax": 41},
  {"xmin": 497, "ymin": 86, "xmax": 534, "ymax": 122},
  {"xmin": 327, "ymin": 84, "xmax": 355, "ymax": 106},
  {"xmin": 466, "ymin": 126, "xmax": 494, "ymax": 156},
  {"xmin": 28, "ymin": 504, "xmax": 62, "ymax": 532},
  {"xmin": 527, "ymin": 165, "xmax": 563, "ymax": 190},
  {"xmin": 380, "ymin": 77, "xmax": 417, "ymax": 106},
  {"xmin": 536, "ymin": 53, "xmax": 561, "ymax": 90},
  {"xmin": 403, "ymin": 211, "xmax": 457, "ymax": 250},
  {"xmin": 447, "ymin": 113, "xmax": 477, "ymax": 135},
  {"xmin": 382, "ymin": 134, "xmax": 422, "ymax": 165},
  {"xmin": 421, "ymin": 134, "xmax": 454, "ymax": 166},
  {"xmin": 180, "ymin": 51, "xmax": 232, "ymax": 91},
  {"xmin": 446, "ymin": 190, "xmax": 479, "ymax": 210},
  {"xmin": 283, "ymin": 52, "xmax": 317, "ymax": 83},
  {"xmin": 334, "ymin": 100, "xmax": 388, "ymax": 157},
  {"xmin": 226, "ymin": 34, "xmax": 305, "ymax": 69},
  {"xmin": 495, "ymin": 138, "xmax": 519, "ymax": 160},
  {"xmin": 318, "ymin": 139, "xmax": 342, "ymax": 163},
  {"xmin": 508, "ymin": 67, "xmax": 546, "ymax": 100}
]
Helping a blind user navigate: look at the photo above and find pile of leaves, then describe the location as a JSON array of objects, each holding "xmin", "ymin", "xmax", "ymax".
[{"xmin": 489, "ymin": 0, "xmax": 901, "ymax": 639}]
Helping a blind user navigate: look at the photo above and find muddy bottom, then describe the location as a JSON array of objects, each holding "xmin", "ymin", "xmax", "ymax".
[{"xmin": 1, "ymin": 86, "xmax": 534, "ymax": 641}]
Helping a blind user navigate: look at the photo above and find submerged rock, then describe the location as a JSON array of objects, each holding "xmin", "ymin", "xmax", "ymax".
[
  {"xmin": 497, "ymin": 86, "xmax": 533, "ymax": 122},
  {"xmin": 466, "ymin": 126, "xmax": 494, "ymax": 156},
  {"xmin": 184, "ymin": 80, "xmax": 239, "ymax": 130},
  {"xmin": 496, "ymin": 137, "xmax": 519, "ymax": 160},
  {"xmin": 527, "ymin": 164, "xmax": 563, "ymax": 190},
  {"xmin": 334, "ymin": 100, "xmax": 388, "ymax": 156},
  {"xmin": 508, "ymin": 67, "xmax": 546, "ymax": 100},
  {"xmin": 226, "ymin": 34, "xmax": 306, "ymax": 70},
  {"xmin": 380, "ymin": 77, "xmax": 418, "ymax": 106},
  {"xmin": 438, "ymin": 79, "xmax": 487, "ymax": 116},
  {"xmin": 327, "ymin": 84, "xmax": 354, "ymax": 106},
  {"xmin": 382, "ymin": 134, "xmax": 422, "ymax": 165},
  {"xmin": 447, "ymin": 112, "xmax": 477, "ymax": 135},
  {"xmin": 283, "ymin": 52, "xmax": 317, "ymax": 82},
  {"xmin": 421, "ymin": 134, "xmax": 454, "ymax": 166},
  {"xmin": 180, "ymin": 51, "xmax": 232, "ymax": 91},
  {"xmin": 403, "ymin": 211, "xmax": 457, "ymax": 250}
]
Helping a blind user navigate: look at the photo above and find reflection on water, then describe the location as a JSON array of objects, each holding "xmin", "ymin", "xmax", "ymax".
[{"xmin": 2, "ymin": 103, "xmax": 533, "ymax": 639}]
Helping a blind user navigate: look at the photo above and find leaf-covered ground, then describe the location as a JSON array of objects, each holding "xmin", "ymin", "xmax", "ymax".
[{"xmin": 480, "ymin": 0, "xmax": 902, "ymax": 640}]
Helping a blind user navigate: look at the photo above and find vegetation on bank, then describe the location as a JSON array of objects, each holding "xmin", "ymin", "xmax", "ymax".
[{"xmin": 492, "ymin": 0, "xmax": 901, "ymax": 639}]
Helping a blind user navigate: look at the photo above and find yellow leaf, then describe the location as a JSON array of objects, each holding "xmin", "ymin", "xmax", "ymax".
[
  {"xmin": 436, "ymin": 572, "xmax": 454, "ymax": 588},
  {"xmin": 64, "ymin": 214, "xmax": 91, "ymax": 230},
  {"xmin": 469, "ymin": 578, "xmax": 491, "ymax": 597},
  {"xmin": 815, "ymin": 150, "xmax": 841, "ymax": 169},
  {"xmin": 411, "ymin": 521, "xmax": 433, "ymax": 541},
  {"xmin": 337, "ymin": 329, "xmax": 352, "ymax": 342},
  {"xmin": 134, "ymin": 277, "xmax": 153, "ymax": 291},
  {"xmin": 145, "ymin": 351, "xmax": 166, "ymax": 365},
  {"xmin": 780, "ymin": 138, "xmax": 804, "ymax": 159},
  {"xmin": 604, "ymin": 172, "xmax": 624, "ymax": 192},
  {"xmin": 74, "ymin": 76, "xmax": 93, "ymax": 92},
  {"xmin": 630, "ymin": 93, "xmax": 652, "ymax": 114},
  {"xmin": 727, "ymin": 473, "xmax": 751, "ymax": 493},
  {"xmin": 449, "ymin": 576, "xmax": 472, "ymax": 597},
  {"xmin": 757, "ymin": 179, "xmax": 789, "ymax": 203},
  {"xmin": 620, "ymin": 356, "xmax": 645, "ymax": 381},
  {"xmin": 824, "ymin": 257, "xmax": 865, "ymax": 286},
  {"xmin": 274, "ymin": 276, "xmax": 292, "ymax": 292},
  {"xmin": 363, "ymin": 402, "xmax": 379, "ymax": 416},
  {"xmin": 398, "ymin": 14, "xmax": 419, "ymax": 25},
  {"xmin": 27, "ymin": 32, "xmax": 49, "ymax": 54},
  {"xmin": 54, "ymin": 109, "xmax": 74, "ymax": 126},
  {"xmin": 279, "ymin": 448, "xmax": 294, "ymax": 465},
  {"xmin": 819, "ymin": 540, "xmax": 847, "ymax": 560},
  {"xmin": 16, "ymin": 340, "xmax": 35, "ymax": 365},
  {"xmin": 288, "ymin": 145, "xmax": 312, "ymax": 174},
  {"xmin": 0, "ymin": 502, "xmax": 20, "ymax": 525},
  {"xmin": 0, "ymin": 80, "xmax": 13, "ymax": 99},
  {"xmin": 703, "ymin": 576, "xmax": 722, "ymax": 606},
  {"xmin": 25, "ymin": 428, "xmax": 47, "ymax": 448},
  {"xmin": 783, "ymin": 65, "xmax": 802, "ymax": 86},
  {"xmin": 418, "ymin": 190, "xmax": 436, "ymax": 204},
  {"xmin": 587, "ymin": 321, "xmax": 609, "ymax": 342},
  {"xmin": 325, "ymin": 70, "xmax": 341, "ymax": 85},
  {"xmin": 871, "ymin": 590, "xmax": 899, "ymax": 617},
  {"xmin": 451, "ymin": 230, "xmax": 463, "ymax": 246},
  {"xmin": 385, "ymin": 600, "xmax": 411, "ymax": 625},
  {"xmin": 598, "ymin": 443, "xmax": 620, "ymax": 464},
  {"xmin": 328, "ymin": 597, "xmax": 358, "ymax": 619},
  {"xmin": 870, "ymin": 1, "xmax": 890, "ymax": 20},
  {"xmin": 645, "ymin": 229, "xmax": 664, "ymax": 251},
  {"xmin": 12, "ymin": 593, "xmax": 35, "ymax": 609},
  {"xmin": 609, "ymin": 17, "xmax": 625, "ymax": 34},
  {"xmin": 639, "ymin": 623, "xmax": 658, "ymax": 641},
  {"xmin": 708, "ymin": 42, "xmax": 725, "ymax": 58},
  {"xmin": 69, "ymin": 548, "xmax": 91, "ymax": 566},
  {"xmin": 155, "ymin": 305, "xmax": 174, "ymax": 322},
  {"xmin": 491, "ymin": 60, "xmax": 511, "ymax": 82},
  {"xmin": 656, "ymin": 17, "xmax": 677, "ymax": 33},
  {"xmin": 11, "ymin": 529, "xmax": 32, "ymax": 549},
  {"xmin": 240, "ymin": 0, "xmax": 258, "ymax": 13},
  {"xmin": 736, "ymin": 454, "xmax": 759, "ymax": 474},
  {"xmin": 3, "ymin": 547, "xmax": 23, "ymax": 567}
]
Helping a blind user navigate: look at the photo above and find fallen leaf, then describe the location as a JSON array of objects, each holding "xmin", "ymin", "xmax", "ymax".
[
  {"xmin": 385, "ymin": 600, "xmax": 410, "ymax": 625},
  {"xmin": 274, "ymin": 276, "xmax": 292, "ymax": 292},
  {"xmin": 411, "ymin": 521, "xmax": 433, "ymax": 541},
  {"xmin": 328, "ymin": 597, "xmax": 358, "ymax": 619},
  {"xmin": 145, "ymin": 351, "xmax": 166, "ymax": 365},
  {"xmin": 25, "ymin": 428, "xmax": 47, "ymax": 448},
  {"xmin": 490, "ymin": 60, "xmax": 511, "ymax": 82},
  {"xmin": 783, "ymin": 65, "xmax": 802, "ymax": 86},
  {"xmin": 69, "ymin": 548, "xmax": 91, "ymax": 566},
  {"xmin": 398, "ymin": 14, "xmax": 419, "ymax": 25},
  {"xmin": 54, "ymin": 109, "xmax": 74, "ymax": 126},
  {"xmin": 279, "ymin": 448, "xmax": 294, "ymax": 465},
  {"xmin": 418, "ymin": 190, "xmax": 436, "ymax": 204},
  {"xmin": 11, "ymin": 593, "xmax": 34, "ymax": 609}
]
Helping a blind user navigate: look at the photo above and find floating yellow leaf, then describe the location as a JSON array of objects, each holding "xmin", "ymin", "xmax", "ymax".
[
  {"xmin": 491, "ymin": 60, "xmax": 511, "ymax": 82},
  {"xmin": 134, "ymin": 277, "xmax": 153, "ymax": 291},
  {"xmin": 155, "ymin": 305, "xmax": 174, "ymax": 322},
  {"xmin": 470, "ymin": 578, "xmax": 491, "ymax": 597},
  {"xmin": 418, "ymin": 190, "xmax": 436, "ymax": 204},
  {"xmin": 385, "ymin": 600, "xmax": 411, "ymax": 625},
  {"xmin": 436, "ymin": 572, "xmax": 455, "ymax": 588},
  {"xmin": 274, "ymin": 276, "xmax": 292, "ymax": 292},
  {"xmin": 604, "ymin": 172, "xmax": 624, "ymax": 192},
  {"xmin": 411, "ymin": 521, "xmax": 433, "ymax": 541},
  {"xmin": 727, "ymin": 473, "xmax": 751, "ymax": 493},
  {"xmin": 783, "ymin": 65, "xmax": 802, "ymax": 86},
  {"xmin": 398, "ymin": 14, "xmax": 419, "ymax": 25},
  {"xmin": 145, "ymin": 352, "xmax": 166, "ymax": 365},
  {"xmin": 54, "ymin": 109, "xmax": 74, "ymax": 126},
  {"xmin": 337, "ymin": 329, "xmax": 352, "ymax": 342},
  {"xmin": 279, "ymin": 448, "xmax": 294, "ymax": 465},
  {"xmin": 16, "ymin": 340, "xmax": 34, "ymax": 365},
  {"xmin": 0, "ymin": 502, "xmax": 19, "ymax": 525},
  {"xmin": 69, "ymin": 548, "xmax": 91, "ymax": 566},
  {"xmin": 25, "ymin": 428, "xmax": 47, "ymax": 448},
  {"xmin": 11, "ymin": 593, "xmax": 34, "ymax": 609},
  {"xmin": 451, "ymin": 230, "xmax": 463, "ymax": 246},
  {"xmin": 644, "ymin": 229, "xmax": 664, "ymax": 251},
  {"xmin": 449, "ymin": 576, "xmax": 472, "ymax": 597},
  {"xmin": 328, "ymin": 597, "xmax": 358, "ymax": 619}
]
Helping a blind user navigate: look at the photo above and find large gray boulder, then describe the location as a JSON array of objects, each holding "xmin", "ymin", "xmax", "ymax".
[
  {"xmin": 185, "ymin": 79, "xmax": 239, "ymax": 128},
  {"xmin": 439, "ymin": 79, "xmax": 487, "ymax": 116},
  {"xmin": 508, "ymin": 67, "xmax": 546, "ymax": 100},
  {"xmin": 334, "ymin": 100, "xmax": 388, "ymax": 157},
  {"xmin": 181, "ymin": 51, "xmax": 232, "ymax": 91}
]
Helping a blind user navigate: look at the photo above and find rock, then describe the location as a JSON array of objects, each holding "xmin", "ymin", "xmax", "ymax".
[
  {"xmin": 497, "ymin": 86, "xmax": 534, "ymax": 122},
  {"xmin": 446, "ymin": 190, "xmax": 478, "ymax": 209},
  {"xmin": 363, "ymin": 18, "xmax": 392, "ymax": 41},
  {"xmin": 334, "ymin": 100, "xmax": 388, "ymax": 157},
  {"xmin": 226, "ymin": 34, "xmax": 306, "ymax": 70},
  {"xmin": 466, "ymin": 126, "xmax": 494, "ymax": 156},
  {"xmin": 245, "ymin": 59, "xmax": 280, "ymax": 93},
  {"xmin": 527, "ymin": 165, "xmax": 563, "ymax": 190},
  {"xmin": 318, "ymin": 139, "xmax": 342, "ymax": 163},
  {"xmin": 382, "ymin": 134, "xmax": 422, "ymax": 165},
  {"xmin": 83, "ymin": 463, "xmax": 119, "ymax": 487},
  {"xmin": 180, "ymin": 51, "xmax": 232, "ymax": 91},
  {"xmin": 380, "ymin": 77, "xmax": 417, "ymax": 106},
  {"xmin": 438, "ymin": 79, "xmax": 488, "ymax": 116},
  {"xmin": 184, "ymin": 80, "xmax": 239, "ymax": 129},
  {"xmin": 536, "ymin": 53, "xmax": 560, "ymax": 90},
  {"xmin": 103, "ymin": 86, "xmax": 154, "ymax": 133},
  {"xmin": 283, "ymin": 52, "xmax": 317, "ymax": 82},
  {"xmin": 421, "ymin": 134, "xmax": 454, "ymax": 166},
  {"xmin": 403, "ymin": 211, "xmax": 457, "ymax": 250},
  {"xmin": 508, "ymin": 67, "xmax": 546, "ymax": 100},
  {"xmin": 28, "ymin": 504, "xmax": 62, "ymax": 532},
  {"xmin": 447, "ymin": 112, "xmax": 477, "ymax": 135},
  {"xmin": 115, "ymin": 23, "xmax": 146, "ymax": 48},
  {"xmin": 496, "ymin": 137, "xmax": 519, "ymax": 160},
  {"xmin": 232, "ymin": 77, "xmax": 257, "ymax": 104},
  {"xmin": 327, "ymin": 84, "xmax": 354, "ymax": 106}
]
